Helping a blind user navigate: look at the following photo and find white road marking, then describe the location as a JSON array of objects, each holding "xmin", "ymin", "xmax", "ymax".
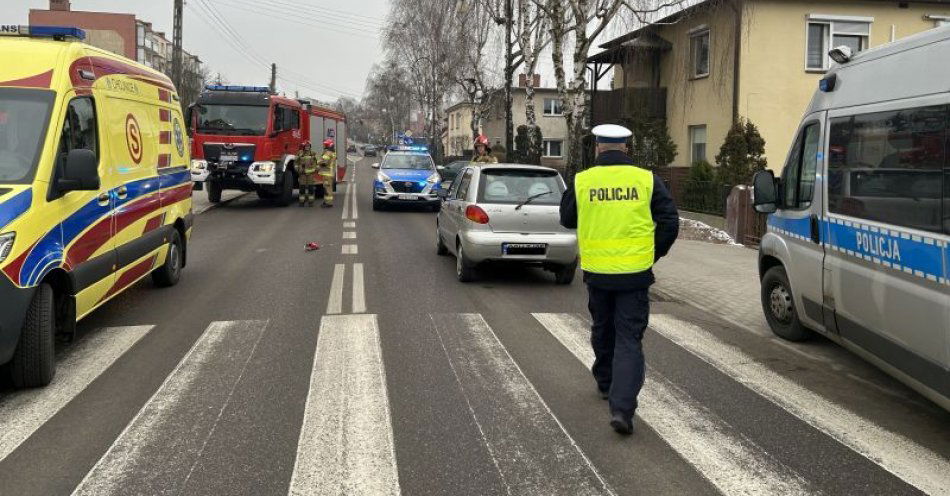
[
  {"xmin": 289, "ymin": 314, "xmax": 399, "ymax": 496},
  {"xmin": 343, "ymin": 221, "xmax": 356, "ymax": 229},
  {"xmin": 73, "ymin": 320, "xmax": 269, "ymax": 496},
  {"xmin": 341, "ymin": 183, "xmax": 352, "ymax": 220},
  {"xmin": 0, "ymin": 326, "xmax": 153, "ymax": 462},
  {"xmin": 326, "ymin": 264, "xmax": 345, "ymax": 315},
  {"xmin": 352, "ymin": 263, "xmax": 366, "ymax": 314},
  {"xmin": 431, "ymin": 313, "xmax": 612, "ymax": 496},
  {"xmin": 532, "ymin": 313, "xmax": 815, "ymax": 496},
  {"xmin": 649, "ymin": 313, "xmax": 950, "ymax": 496},
  {"xmin": 342, "ymin": 244, "xmax": 358, "ymax": 255},
  {"xmin": 343, "ymin": 231, "xmax": 357, "ymax": 239},
  {"xmin": 350, "ymin": 180, "xmax": 358, "ymax": 220}
]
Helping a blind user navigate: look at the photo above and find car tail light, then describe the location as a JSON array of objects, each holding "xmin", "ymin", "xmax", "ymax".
[{"xmin": 465, "ymin": 205, "xmax": 490, "ymax": 224}]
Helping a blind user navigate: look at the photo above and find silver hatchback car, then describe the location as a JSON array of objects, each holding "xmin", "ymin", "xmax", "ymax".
[{"xmin": 436, "ymin": 164, "xmax": 578, "ymax": 284}]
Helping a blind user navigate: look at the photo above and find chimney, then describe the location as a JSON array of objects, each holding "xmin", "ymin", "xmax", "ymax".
[
  {"xmin": 518, "ymin": 74, "xmax": 541, "ymax": 87},
  {"xmin": 50, "ymin": 0, "xmax": 71, "ymax": 11}
]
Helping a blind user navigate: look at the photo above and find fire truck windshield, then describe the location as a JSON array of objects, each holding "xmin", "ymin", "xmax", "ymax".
[{"xmin": 196, "ymin": 104, "xmax": 269, "ymax": 136}]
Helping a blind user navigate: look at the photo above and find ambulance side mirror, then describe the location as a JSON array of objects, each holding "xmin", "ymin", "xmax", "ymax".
[
  {"xmin": 752, "ymin": 170, "xmax": 778, "ymax": 214},
  {"xmin": 58, "ymin": 149, "xmax": 100, "ymax": 193}
]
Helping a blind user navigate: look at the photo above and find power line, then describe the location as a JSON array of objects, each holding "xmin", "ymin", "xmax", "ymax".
[
  {"xmin": 189, "ymin": 1, "xmax": 363, "ymax": 99},
  {"xmin": 228, "ymin": 0, "xmax": 386, "ymax": 30},
  {"xmin": 212, "ymin": 0, "xmax": 382, "ymax": 39}
]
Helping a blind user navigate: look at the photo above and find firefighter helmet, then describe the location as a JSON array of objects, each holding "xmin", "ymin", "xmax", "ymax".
[
  {"xmin": 323, "ymin": 138, "xmax": 335, "ymax": 149},
  {"xmin": 474, "ymin": 134, "xmax": 490, "ymax": 147}
]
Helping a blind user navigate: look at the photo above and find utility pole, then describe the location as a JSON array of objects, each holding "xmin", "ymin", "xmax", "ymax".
[
  {"xmin": 504, "ymin": 0, "xmax": 513, "ymax": 158},
  {"xmin": 269, "ymin": 63, "xmax": 277, "ymax": 93},
  {"xmin": 172, "ymin": 0, "xmax": 183, "ymax": 90}
]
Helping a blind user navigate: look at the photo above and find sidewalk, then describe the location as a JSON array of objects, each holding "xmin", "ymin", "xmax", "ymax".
[{"xmin": 652, "ymin": 239, "xmax": 770, "ymax": 336}]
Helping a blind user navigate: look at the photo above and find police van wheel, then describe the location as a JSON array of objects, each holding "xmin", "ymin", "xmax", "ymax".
[
  {"xmin": 554, "ymin": 260, "xmax": 577, "ymax": 285},
  {"xmin": 761, "ymin": 266, "xmax": 811, "ymax": 341},
  {"xmin": 456, "ymin": 243, "xmax": 476, "ymax": 283},
  {"xmin": 207, "ymin": 182, "xmax": 222, "ymax": 203},
  {"xmin": 153, "ymin": 230, "xmax": 184, "ymax": 288},
  {"xmin": 10, "ymin": 283, "xmax": 56, "ymax": 388}
]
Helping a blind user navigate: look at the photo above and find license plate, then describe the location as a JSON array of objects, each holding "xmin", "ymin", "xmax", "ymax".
[
  {"xmin": 398, "ymin": 194, "xmax": 417, "ymax": 200},
  {"xmin": 219, "ymin": 153, "xmax": 238, "ymax": 162},
  {"xmin": 503, "ymin": 243, "xmax": 547, "ymax": 255}
]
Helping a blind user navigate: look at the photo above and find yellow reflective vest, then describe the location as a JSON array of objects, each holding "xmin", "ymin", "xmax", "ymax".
[{"xmin": 574, "ymin": 165, "xmax": 655, "ymax": 274}]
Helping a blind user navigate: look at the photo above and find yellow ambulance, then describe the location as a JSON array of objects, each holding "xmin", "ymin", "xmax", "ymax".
[{"xmin": 0, "ymin": 26, "xmax": 193, "ymax": 387}]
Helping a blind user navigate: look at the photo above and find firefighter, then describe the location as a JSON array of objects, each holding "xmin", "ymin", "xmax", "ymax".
[
  {"xmin": 295, "ymin": 141, "xmax": 319, "ymax": 207},
  {"xmin": 472, "ymin": 134, "xmax": 498, "ymax": 164},
  {"xmin": 559, "ymin": 124, "xmax": 679, "ymax": 435},
  {"xmin": 318, "ymin": 138, "xmax": 337, "ymax": 208}
]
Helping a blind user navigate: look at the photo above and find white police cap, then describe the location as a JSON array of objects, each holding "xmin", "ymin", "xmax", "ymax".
[{"xmin": 592, "ymin": 124, "xmax": 632, "ymax": 143}]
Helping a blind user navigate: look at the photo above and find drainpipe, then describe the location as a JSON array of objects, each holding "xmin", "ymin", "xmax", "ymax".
[{"xmin": 732, "ymin": 0, "xmax": 743, "ymax": 123}]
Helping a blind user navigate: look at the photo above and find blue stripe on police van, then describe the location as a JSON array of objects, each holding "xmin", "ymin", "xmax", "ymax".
[
  {"xmin": 0, "ymin": 189, "xmax": 33, "ymax": 230},
  {"xmin": 768, "ymin": 215, "xmax": 949, "ymax": 286}
]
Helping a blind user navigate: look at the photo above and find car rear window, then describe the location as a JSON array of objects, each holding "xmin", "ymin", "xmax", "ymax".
[{"xmin": 477, "ymin": 169, "xmax": 564, "ymax": 205}]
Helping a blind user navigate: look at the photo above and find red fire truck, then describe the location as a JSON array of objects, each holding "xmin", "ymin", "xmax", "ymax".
[{"xmin": 188, "ymin": 85, "xmax": 347, "ymax": 206}]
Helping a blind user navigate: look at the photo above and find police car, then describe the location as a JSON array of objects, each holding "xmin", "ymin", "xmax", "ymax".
[{"xmin": 371, "ymin": 145, "xmax": 442, "ymax": 211}]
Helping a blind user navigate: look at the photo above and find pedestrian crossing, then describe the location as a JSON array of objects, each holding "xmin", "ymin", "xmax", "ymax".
[{"xmin": 0, "ymin": 313, "xmax": 947, "ymax": 495}]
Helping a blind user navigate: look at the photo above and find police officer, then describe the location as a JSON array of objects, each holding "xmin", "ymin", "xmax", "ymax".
[
  {"xmin": 559, "ymin": 124, "xmax": 679, "ymax": 435},
  {"xmin": 296, "ymin": 141, "xmax": 319, "ymax": 207},
  {"xmin": 472, "ymin": 134, "xmax": 498, "ymax": 164},
  {"xmin": 318, "ymin": 138, "xmax": 337, "ymax": 208}
]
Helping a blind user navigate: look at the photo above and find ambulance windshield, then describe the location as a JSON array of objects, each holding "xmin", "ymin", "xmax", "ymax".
[
  {"xmin": 196, "ymin": 104, "xmax": 269, "ymax": 136},
  {"xmin": 0, "ymin": 88, "xmax": 54, "ymax": 184}
]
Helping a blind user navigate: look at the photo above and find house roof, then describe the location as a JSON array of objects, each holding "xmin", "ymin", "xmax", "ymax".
[{"xmin": 598, "ymin": 0, "xmax": 950, "ymax": 50}]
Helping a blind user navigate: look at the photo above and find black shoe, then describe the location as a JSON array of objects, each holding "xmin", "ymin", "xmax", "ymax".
[
  {"xmin": 610, "ymin": 413, "xmax": 633, "ymax": 435},
  {"xmin": 598, "ymin": 388, "xmax": 609, "ymax": 400}
]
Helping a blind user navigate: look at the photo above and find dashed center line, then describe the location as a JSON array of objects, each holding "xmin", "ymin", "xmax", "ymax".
[
  {"xmin": 352, "ymin": 263, "xmax": 366, "ymax": 314},
  {"xmin": 343, "ymin": 232, "xmax": 357, "ymax": 239},
  {"xmin": 342, "ymin": 245, "xmax": 358, "ymax": 255},
  {"xmin": 326, "ymin": 264, "xmax": 345, "ymax": 315},
  {"xmin": 344, "ymin": 221, "xmax": 356, "ymax": 229}
]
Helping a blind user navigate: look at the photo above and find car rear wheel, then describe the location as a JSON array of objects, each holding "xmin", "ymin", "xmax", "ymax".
[
  {"xmin": 554, "ymin": 260, "xmax": 577, "ymax": 285},
  {"xmin": 207, "ymin": 181, "xmax": 222, "ymax": 203},
  {"xmin": 761, "ymin": 266, "xmax": 812, "ymax": 341},
  {"xmin": 152, "ymin": 229, "xmax": 184, "ymax": 287},
  {"xmin": 10, "ymin": 283, "xmax": 56, "ymax": 388},
  {"xmin": 456, "ymin": 242, "xmax": 476, "ymax": 282}
]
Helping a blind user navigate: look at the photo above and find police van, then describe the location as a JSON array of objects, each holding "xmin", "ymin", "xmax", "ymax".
[
  {"xmin": 0, "ymin": 27, "xmax": 193, "ymax": 387},
  {"xmin": 753, "ymin": 27, "xmax": 949, "ymax": 410}
]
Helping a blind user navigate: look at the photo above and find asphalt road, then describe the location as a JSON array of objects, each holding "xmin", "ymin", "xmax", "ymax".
[{"xmin": 0, "ymin": 156, "xmax": 947, "ymax": 496}]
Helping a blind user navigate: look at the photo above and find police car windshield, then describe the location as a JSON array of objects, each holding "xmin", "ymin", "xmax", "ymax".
[
  {"xmin": 382, "ymin": 153, "xmax": 434, "ymax": 170},
  {"xmin": 0, "ymin": 89, "xmax": 54, "ymax": 184},
  {"xmin": 196, "ymin": 104, "xmax": 268, "ymax": 135}
]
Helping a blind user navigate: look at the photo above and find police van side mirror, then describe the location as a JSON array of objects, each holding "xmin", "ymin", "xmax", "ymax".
[
  {"xmin": 58, "ymin": 149, "xmax": 100, "ymax": 193},
  {"xmin": 752, "ymin": 170, "xmax": 778, "ymax": 214}
]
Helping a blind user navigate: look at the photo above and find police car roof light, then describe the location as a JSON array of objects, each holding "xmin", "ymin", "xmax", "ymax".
[
  {"xmin": 204, "ymin": 85, "xmax": 271, "ymax": 93},
  {"xmin": 388, "ymin": 145, "xmax": 429, "ymax": 152},
  {"xmin": 0, "ymin": 25, "xmax": 86, "ymax": 41}
]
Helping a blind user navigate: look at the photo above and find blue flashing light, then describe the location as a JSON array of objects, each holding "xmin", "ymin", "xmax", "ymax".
[
  {"xmin": 204, "ymin": 85, "xmax": 271, "ymax": 93},
  {"xmin": 819, "ymin": 74, "xmax": 837, "ymax": 93},
  {"xmin": 387, "ymin": 145, "xmax": 429, "ymax": 153},
  {"xmin": 0, "ymin": 25, "xmax": 86, "ymax": 41}
]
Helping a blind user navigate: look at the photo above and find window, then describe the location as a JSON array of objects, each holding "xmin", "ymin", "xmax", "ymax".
[
  {"xmin": 543, "ymin": 98, "xmax": 563, "ymax": 116},
  {"xmin": 0, "ymin": 88, "xmax": 55, "ymax": 184},
  {"xmin": 806, "ymin": 18, "xmax": 871, "ymax": 71},
  {"xmin": 58, "ymin": 97, "xmax": 98, "ymax": 161},
  {"xmin": 690, "ymin": 29, "xmax": 710, "ymax": 78},
  {"xmin": 289, "ymin": 108, "xmax": 300, "ymax": 130},
  {"xmin": 543, "ymin": 139, "xmax": 563, "ymax": 158},
  {"xmin": 781, "ymin": 122, "xmax": 821, "ymax": 209},
  {"xmin": 689, "ymin": 125, "xmax": 707, "ymax": 164},
  {"xmin": 477, "ymin": 169, "xmax": 564, "ymax": 205},
  {"xmin": 827, "ymin": 105, "xmax": 946, "ymax": 234},
  {"xmin": 454, "ymin": 169, "xmax": 474, "ymax": 200}
]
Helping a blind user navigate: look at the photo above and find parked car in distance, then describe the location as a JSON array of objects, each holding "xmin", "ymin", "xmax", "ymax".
[
  {"xmin": 363, "ymin": 145, "xmax": 378, "ymax": 157},
  {"xmin": 347, "ymin": 144, "xmax": 357, "ymax": 153},
  {"xmin": 436, "ymin": 164, "xmax": 577, "ymax": 284}
]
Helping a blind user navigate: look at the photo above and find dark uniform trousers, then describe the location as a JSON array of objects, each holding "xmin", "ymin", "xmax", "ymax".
[{"xmin": 588, "ymin": 285, "xmax": 649, "ymax": 417}]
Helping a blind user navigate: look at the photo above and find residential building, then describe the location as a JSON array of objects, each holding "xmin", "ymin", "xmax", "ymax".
[
  {"xmin": 30, "ymin": 0, "xmax": 204, "ymax": 103},
  {"xmin": 444, "ymin": 102, "xmax": 477, "ymax": 157},
  {"xmin": 482, "ymin": 85, "xmax": 570, "ymax": 169},
  {"xmin": 589, "ymin": 0, "xmax": 950, "ymax": 172}
]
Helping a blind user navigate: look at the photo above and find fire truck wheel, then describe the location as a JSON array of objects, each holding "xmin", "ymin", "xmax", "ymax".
[
  {"xmin": 276, "ymin": 171, "xmax": 294, "ymax": 207},
  {"xmin": 207, "ymin": 182, "xmax": 222, "ymax": 203}
]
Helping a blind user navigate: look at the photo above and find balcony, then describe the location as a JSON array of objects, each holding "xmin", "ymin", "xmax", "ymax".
[{"xmin": 591, "ymin": 87, "xmax": 666, "ymax": 125}]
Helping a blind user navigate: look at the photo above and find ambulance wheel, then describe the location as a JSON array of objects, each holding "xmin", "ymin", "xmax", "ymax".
[
  {"xmin": 10, "ymin": 283, "xmax": 56, "ymax": 388},
  {"xmin": 153, "ymin": 229, "xmax": 183, "ymax": 287},
  {"xmin": 207, "ymin": 182, "xmax": 222, "ymax": 203},
  {"xmin": 554, "ymin": 260, "xmax": 577, "ymax": 285},
  {"xmin": 761, "ymin": 266, "xmax": 812, "ymax": 341},
  {"xmin": 277, "ymin": 171, "xmax": 294, "ymax": 207}
]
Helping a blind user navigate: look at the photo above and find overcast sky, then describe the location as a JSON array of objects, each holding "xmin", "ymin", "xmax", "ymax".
[{"xmin": 2, "ymin": 0, "xmax": 389, "ymax": 101}]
